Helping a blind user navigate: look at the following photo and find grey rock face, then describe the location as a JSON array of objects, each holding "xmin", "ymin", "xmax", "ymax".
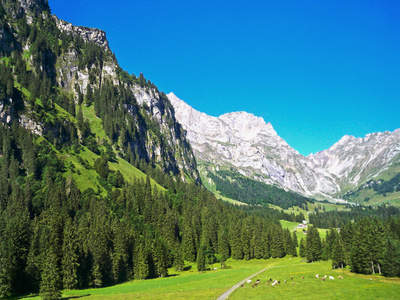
[
  {"xmin": 168, "ymin": 93, "xmax": 400, "ymax": 199},
  {"xmin": 53, "ymin": 15, "xmax": 110, "ymax": 51},
  {"xmin": 309, "ymin": 130, "xmax": 400, "ymax": 190}
]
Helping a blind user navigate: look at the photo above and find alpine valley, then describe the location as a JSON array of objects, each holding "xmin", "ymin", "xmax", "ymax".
[{"xmin": 1, "ymin": 1, "xmax": 400, "ymax": 299}]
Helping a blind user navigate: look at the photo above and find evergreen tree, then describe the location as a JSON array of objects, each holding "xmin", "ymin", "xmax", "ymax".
[
  {"xmin": 350, "ymin": 219, "xmax": 370, "ymax": 274},
  {"xmin": 332, "ymin": 234, "xmax": 346, "ymax": 269},
  {"xmin": 382, "ymin": 237, "xmax": 400, "ymax": 277},
  {"xmin": 299, "ymin": 237, "xmax": 306, "ymax": 258},
  {"xmin": 306, "ymin": 226, "xmax": 322, "ymax": 262},
  {"xmin": 0, "ymin": 191, "xmax": 31, "ymax": 297},
  {"xmin": 293, "ymin": 231, "xmax": 298, "ymax": 247},
  {"xmin": 270, "ymin": 227, "xmax": 285, "ymax": 258},
  {"xmin": 62, "ymin": 218, "xmax": 79, "ymax": 290},
  {"xmin": 152, "ymin": 237, "xmax": 168, "ymax": 277},
  {"xmin": 196, "ymin": 245, "xmax": 206, "ymax": 272},
  {"xmin": 367, "ymin": 218, "xmax": 385, "ymax": 274},
  {"xmin": 174, "ymin": 245, "xmax": 184, "ymax": 272},
  {"xmin": 111, "ymin": 222, "xmax": 129, "ymax": 283},
  {"xmin": 230, "ymin": 221, "xmax": 243, "ymax": 260},
  {"xmin": 40, "ymin": 249, "xmax": 61, "ymax": 300},
  {"xmin": 182, "ymin": 220, "xmax": 196, "ymax": 262},
  {"xmin": 135, "ymin": 241, "xmax": 149, "ymax": 280}
]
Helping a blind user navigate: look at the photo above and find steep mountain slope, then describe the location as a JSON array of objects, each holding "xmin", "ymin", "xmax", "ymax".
[
  {"xmin": 309, "ymin": 130, "xmax": 400, "ymax": 191},
  {"xmin": 0, "ymin": 0, "xmax": 200, "ymax": 182},
  {"xmin": 168, "ymin": 92, "xmax": 400, "ymax": 201},
  {"xmin": 168, "ymin": 92, "xmax": 338, "ymax": 198}
]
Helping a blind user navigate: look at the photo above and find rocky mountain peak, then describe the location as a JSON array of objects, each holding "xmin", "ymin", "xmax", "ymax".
[
  {"xmin": 53, "ymin": 15, "xmax": 110, "ymax": 51},
  {"xmin": 168, "ymin": 92, "xmax": 400, "ymax": 201},
  {"xmin": 219, "ymin": 111, "xmax": 277, "ymax": 140}
]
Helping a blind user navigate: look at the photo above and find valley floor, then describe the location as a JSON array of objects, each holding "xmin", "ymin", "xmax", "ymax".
[{"xmin": 18, "ymin": 257, "xmax": 400, "ymax": 300}]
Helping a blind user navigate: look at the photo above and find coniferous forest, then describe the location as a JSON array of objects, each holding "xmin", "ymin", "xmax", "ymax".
[{"xmin": 1, "ymin": 1, "xmax": 400, "ymax": 299}]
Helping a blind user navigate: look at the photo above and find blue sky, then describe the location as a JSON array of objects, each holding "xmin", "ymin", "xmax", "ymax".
[{"xmin": 50, "ymin": 0, "xmax": 400, "ymax": 156}]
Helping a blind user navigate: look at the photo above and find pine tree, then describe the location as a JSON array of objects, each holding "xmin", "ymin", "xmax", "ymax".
[
  {"xmin": 62, "ymin": 218, "xmax": 79, "ymax": 290},
  {"xmin": 270, "ymin": 227, "xmax": 285, "ymax": 258},
  {"xmin": 350, "ymin": 219, "xmax": 370, "ymax": 274},
  {"xmin": 40, "ymin": 249, "xmax": 61, "ymax": 300},
  {"xmin": 367, "ymin": 218, "xmax": 385, "ymax": 274},
  {"xmin": 306, "ymin": 226, "xmax": 322, "ymax": 262},
  {"xmin": 182, "ymin": 220, "xmax": 196, "ymax": 262},
  {"xmin": 340, "ymin": 221, "xmax": 353, "ymax": 265},
  {"xmin": 293, "ymin": 231, "xmax": 298, "ymax": 247},
  {"xmin": 111, "ymin": 222, "xmax": 129, "ymax": 283},
  {"xmin": 332, "ymin": 234, "xmax": 346, "ymax": 269},
  {"xmin": 135, "ymin": 241, "xmax": 149, "ymax": 280},
  {"xmin": 230, "ymin": 221, "xmax": 243, "ymax": 260},
  {"xmin": 299, "ymin": 238, "xmax": 306, "ymax": 258},
  {"xmin": 196, "ymin": 245, "xmax": 206, "ymax": 272},
  {"xmin": 241, "ymin": 220, "xmax": 251, "ymax": 260},
  {"xmin": 382, "ymin": 237, "xmax": 400, "ymax": 277},
  {"xmin": 152, "ymin": 237, "xmax": 168, "ymax": 277},
  {"xmin": 0, "ymin": 190, "xmax": 31, "ymax": 297},
  {"xmin": 174, "ymin": 244, "xmax": 184, "ymax": 272}
]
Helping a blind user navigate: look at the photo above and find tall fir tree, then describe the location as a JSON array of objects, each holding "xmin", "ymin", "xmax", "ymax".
[
  {"xmin": 306, "ymin": 226, "xmax": 322, "ymax": 263},
  {"xmin": 331, "ymin": 234, "xmax": 346, "ymax": 269},
  {"xmin": 40, "ymin": 248, "xmax": 61, "ymax": 300},
  {"xmin": 196, "ymin": 245, "xmax": 206, "ymax": 272},
  {"xmin": 299, "ymin": 237, "xmax": 306, "ymax": 258},
  {"xmin": 381, "ymin": 237, "xmax": 400, "ymax": 277},
  {"xmin": 62, "ymin": 218, "xmax": 79, "ymax": 290},
  {"xmin": 350, "ymin": 219, "xmax": 371, "ymax": 274}
]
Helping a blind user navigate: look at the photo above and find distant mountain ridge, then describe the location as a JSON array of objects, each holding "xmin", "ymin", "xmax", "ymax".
[{"xmin": 168, "ymin": 92, "xmax": 400, "ymax": 201}]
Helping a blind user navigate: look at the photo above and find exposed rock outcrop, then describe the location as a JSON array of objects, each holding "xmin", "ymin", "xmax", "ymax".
[{"xmin": 53, "ymin": 15, "xmax": 110, "ymax": 51}]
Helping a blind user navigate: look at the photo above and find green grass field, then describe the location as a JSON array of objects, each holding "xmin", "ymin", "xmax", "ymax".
[
  {"xmin": 230, "ymin": 257, "xmax": 400, "ymax": 299},
  {"xmin": 18, "ymin": 257, "xmax": 400, "ymax": 300},
  {"xmin": 280, "ymin": 220, "xmax": 299, "ymax": 231}
]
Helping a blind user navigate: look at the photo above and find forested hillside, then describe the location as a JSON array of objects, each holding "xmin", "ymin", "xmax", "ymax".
[{"xmin": 206, "ymin": 168, "xmax": 314, "ymax": 209}]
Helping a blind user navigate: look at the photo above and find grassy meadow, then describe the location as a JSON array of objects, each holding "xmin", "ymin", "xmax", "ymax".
[
  {"xmin": 18, "ymin": 257, "xmax": 400, "ymax": 300},
  {"xmin": 230, "ymin": 257, "xmax": 400, "ymax": 299}
]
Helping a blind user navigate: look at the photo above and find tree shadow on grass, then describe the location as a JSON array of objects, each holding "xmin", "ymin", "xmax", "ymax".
[{"xmin": 64, "ymin": 294, "xmax": 91, "ymax": 299}]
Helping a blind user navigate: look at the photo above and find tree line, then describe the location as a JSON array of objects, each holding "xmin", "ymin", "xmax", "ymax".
[
  {"xmin": 309, "ymin": 204, "xmax": 400, "ymax": 229},
  {"xmin": 298, "ymin": 217, "xmax": 400, "ymax": 278},
  {"xmin": 208, "ymin": 169, "xmax": 314, "ymax": 210}
]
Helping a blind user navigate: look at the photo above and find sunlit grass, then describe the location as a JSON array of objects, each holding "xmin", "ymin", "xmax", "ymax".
[{"xmin": 18, "ymin": 257, "xmax": 400, "ymax": 300}]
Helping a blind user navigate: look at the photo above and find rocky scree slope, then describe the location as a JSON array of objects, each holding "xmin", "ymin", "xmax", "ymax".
[
  {"xmin": 0, "ymin": 0, "xmax": 200, "ymax": 182},
  {"xmin": 168, "ymin": 92, "xmax": 400, "ymax": 199}
]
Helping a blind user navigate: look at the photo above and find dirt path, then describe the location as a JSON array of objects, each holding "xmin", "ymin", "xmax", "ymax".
[{"xmin": 216, "ymin": 267, "xmax": 269, "ymax": 300}]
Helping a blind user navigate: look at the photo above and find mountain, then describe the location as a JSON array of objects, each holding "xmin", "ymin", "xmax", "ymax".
[
  {"xmin": 168, "ymin": 92, "xmax": 400, "ymax": 202},
  {"xmin": 0, "ymin": 0, "xmax": 200, "ymax": 183},
  {"xmin": 309, "ymin": 130, "xmax": 400, "ymax": 192}
]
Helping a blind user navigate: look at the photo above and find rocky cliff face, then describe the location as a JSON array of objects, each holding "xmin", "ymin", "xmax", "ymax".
[
  {"xmin": 168, "ymin": 92, "xmax": 400, "ymax": 199},
  {"xmin": 53, "ymin": 15, "xmax": 110, "ymax": 51},
  {"xmin": 0, "ymin": 0, "xmax": 200, "ymax": 182}
]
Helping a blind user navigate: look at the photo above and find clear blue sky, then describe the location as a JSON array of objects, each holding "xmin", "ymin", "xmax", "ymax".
[{"xmin": 50, "ymin": 0, "xmax": 400, "ymax": 156}]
